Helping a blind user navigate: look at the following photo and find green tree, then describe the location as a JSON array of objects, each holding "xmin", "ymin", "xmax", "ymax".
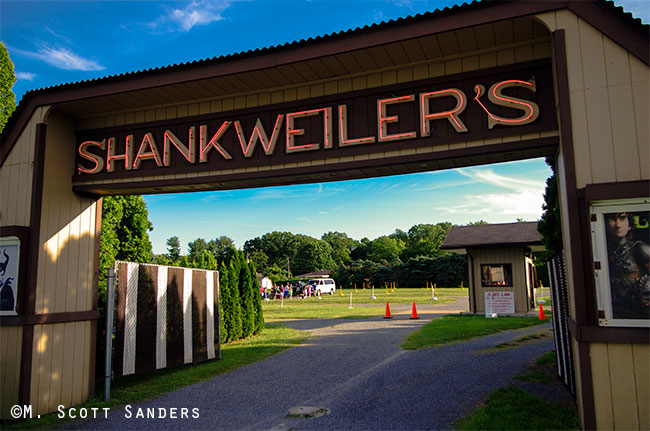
[
  {"xmin": 366, "ymin": 236, "xmax": 405, "ymax": 263},
  {"xmin": 166, "ymin": 236, "xmax": 181, "ymax": 262},
  {"xmin": 226, "ymin": 261, "xmax": 243, "ymax": 341},
  {"xmin": 244, "ymin": 231, "xmax": 296, "ymax": 270},
  {"xmin": 98, "ymin": 197, "xmax": 123, "ymax": 304},
  {"xmin": 291, "ymin": 235, "xmax": 335, "ymax": 274},
  {"xmin": 218, "ymin": 262, "xmax": 229, "ymax": 343},
  {"xmin": 237, "ymin": 251, "xmax": 255, "ymax": 338},
  {"xmin": 0, "ymin": 42, "xmax": 16, "ymax": 134},
  {"xmin": 350, "ymin": 237, "xmax": 371, "ymax": 261},
  {"xmin": 208, "ymin": 236, "xmax": 235, "ymax": 263},
  {"xmin": 467, "ymin": 220, "xmax": 489, "ymax": 225},
  {"xmin": 187, "ymin": 238, "xmax": 208, "ymax": 264},
  {"xmin": 402, "ymin": 222, "xmax": 451, "ymax": 260},
  {"xmin": 321, "ymin": 231, "xmax": 355, "ymax": 266},
  {"xmin": 537, "ymin": 156, "xmax": 563, "ymax": 254},
  {"xmin": 389, "ymin": 228, "xmax": 409, "ymax": 244},
  {"xmin": 249, "ymin": 260, "xmax": 264, "ymax": 334},
  {"xmin": 248, "ymin": 250, "xmax": 269, "ymax": 273},
  {"xmin": 116, "ymin": 195, "xmax": 153, "ymax": 262},
  {"xmin": 196, "ymin": 249, "xmax": 218, "ymax": 270}
]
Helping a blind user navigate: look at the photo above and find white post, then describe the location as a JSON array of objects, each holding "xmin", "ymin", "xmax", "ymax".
[
  {"xmin": 430, "ymin": 283, "xmax": 438, "ymax": 300},
  {"xmin": 349, "ymin": 292, "xmax": 353, "ymax": 309},
  {"xmin": 371, "ymin": 285, "xmax": 376, "ymax": 299},
  {"xmin": 281, "ymin": 293, "xmax": 284, "ymax": 308},
  {"xmin": 104, "ymin": 266, "xmax": 115, "ymax": 401}
]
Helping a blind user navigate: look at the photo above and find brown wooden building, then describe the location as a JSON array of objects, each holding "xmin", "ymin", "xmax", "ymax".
[
  {"xmin": 442, "ymin": 222, "xmax": 545, "ymax": 314},
  {"xmin": 1, "ymin": 1, "xmax": 648, "ymax": 428}
]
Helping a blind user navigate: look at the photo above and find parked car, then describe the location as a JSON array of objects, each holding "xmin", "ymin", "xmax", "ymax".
[{"xmin": 307, "ymin": 278, "xmax": 336, "ymax": 295}]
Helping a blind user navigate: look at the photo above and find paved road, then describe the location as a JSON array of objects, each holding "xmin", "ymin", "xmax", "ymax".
[{"xmin": 67, "ymin": 303, "xmax": 560, "ymax": 430}]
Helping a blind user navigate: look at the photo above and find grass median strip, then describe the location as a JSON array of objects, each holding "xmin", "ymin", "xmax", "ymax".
[
  {"xmin": 401, "ymin": 315, "xmax": 549, "ymax": 350},
  {"xmin": 6, "ymin": 324, "xmax": 308, "ymax": 430}
]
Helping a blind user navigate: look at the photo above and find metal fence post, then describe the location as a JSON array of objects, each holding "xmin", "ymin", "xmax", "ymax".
[{"xmin": 104, "ymin": 266, "xmax": 116, "ymax": 401}]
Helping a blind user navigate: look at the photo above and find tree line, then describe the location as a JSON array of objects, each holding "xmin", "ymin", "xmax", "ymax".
[{"xmin": 149, "ymin": 221, "xmax": 473, "ymax": 290}]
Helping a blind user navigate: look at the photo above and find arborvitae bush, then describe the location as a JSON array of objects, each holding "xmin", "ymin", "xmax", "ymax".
[
  {"xmin": 250, "ymin": 261, "xmax": 265, "ymax": 334},
  {"xmin": 237, "ymin": 251, "xmax": 255, "ymax": 338},
  {"xmin": 226, "ymin": 261, "xmax": 243, "ymax": 341},
  {"xmin": 218, "ymin": 262, "xmax": 229, "ymax": 343}
]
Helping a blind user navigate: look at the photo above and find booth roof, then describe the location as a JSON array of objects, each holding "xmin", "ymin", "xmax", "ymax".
[{"xmin": 441, "ymin": 221, "xmax": 543, "ymax": 250}]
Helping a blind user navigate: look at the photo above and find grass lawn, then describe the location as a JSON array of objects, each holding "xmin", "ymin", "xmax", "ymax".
[
  {"xmin": 455, "ymin": 352, "xmax": 578, "ymax": 430},
  {"xmin": 262, "ymin": 287, "xmax": 466, "ymax": 321},
  {"xmin": 5, "ymin": 325, "xmax": 308, "ymax": 430},
  {"xmin": 453, "ymin": 385, "xmax": 578, "ymax": 430},
  {"xmin": 401, "ymin": 315, "xmax": 549, "ymax": 349}
]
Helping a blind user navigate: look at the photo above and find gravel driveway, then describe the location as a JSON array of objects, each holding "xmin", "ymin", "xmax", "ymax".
[{"xmin": 66, "ymin": 304, "xmax": 561, "ymax": 430}]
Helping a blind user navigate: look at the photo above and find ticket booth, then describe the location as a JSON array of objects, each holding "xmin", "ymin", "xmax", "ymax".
[{"xmin": 442, "ymin": 222, "xmax": 544, "ymax": 315}]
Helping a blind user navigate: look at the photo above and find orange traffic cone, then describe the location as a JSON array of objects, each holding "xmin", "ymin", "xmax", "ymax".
[
  {"xmin": 410, "ymin": 302, "xmax": 419, "ymax": 319},
  {"xmin": 539, "ymin": 303, "xmax": 546, "ymax": 320},
  {"xmin": 384, "ymin": 302, "xmax": 392, "ymax": 319}
]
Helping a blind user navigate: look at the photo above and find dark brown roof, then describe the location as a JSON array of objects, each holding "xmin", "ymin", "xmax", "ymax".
[{"xmin": 442, "ymin": 222, "xmax": 542, "ymax": 249}]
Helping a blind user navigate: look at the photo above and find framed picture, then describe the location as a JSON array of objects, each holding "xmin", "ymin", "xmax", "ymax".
[
  {"xmin": 590, "ymin": 198, "xmax": 650, "ymax": 327},
  {"xmin": 0, "ymin": 236, "xmax": 21, "ymax": 316}
]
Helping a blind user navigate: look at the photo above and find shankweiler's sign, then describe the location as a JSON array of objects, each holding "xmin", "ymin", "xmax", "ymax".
[{"xmin": 75, "ymin": 61, "xmax": 557, "ymax": 179}]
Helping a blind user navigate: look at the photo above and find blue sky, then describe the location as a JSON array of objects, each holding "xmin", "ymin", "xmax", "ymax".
[{"xmin": 2, "ymin": 0, "xmax": 648, "ymax": 254}]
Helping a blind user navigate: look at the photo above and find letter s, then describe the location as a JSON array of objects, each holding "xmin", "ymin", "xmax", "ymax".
[
  {"xmin": 78, "ymin": 139, "xmax": 106, "ymax": 174},
  {"xmin": 124, "ymin": 405, "xmax": 132, "ymax": 418},
  {"xmin": 474, "ymin": 78, "xmax": 539, "ymax": 129}
]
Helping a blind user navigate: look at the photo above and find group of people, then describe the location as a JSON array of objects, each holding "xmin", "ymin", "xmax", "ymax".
[
  {"xmin": 260, "ymin": 284, "xmax": 292, "ymax": 300},
  {"xmin": 260, "ymin": 281, "xmax": 320, "ymax": 300}
]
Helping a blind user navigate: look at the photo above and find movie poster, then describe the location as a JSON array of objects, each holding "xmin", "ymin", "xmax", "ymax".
[
  {"xmin": 592, "ymin": 200, "xmax": 650, "ymax": 326},
  {"xmin": 0, "ymin": 236, "xmax": 20, "ymax": 316}
]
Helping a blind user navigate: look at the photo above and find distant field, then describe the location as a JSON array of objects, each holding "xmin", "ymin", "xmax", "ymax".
[{"xmin": 261, "ymin": 287, "xmax": 467, "ymax": 321}]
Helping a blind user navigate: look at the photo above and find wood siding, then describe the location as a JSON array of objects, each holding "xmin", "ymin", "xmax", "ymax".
[
  {"xmin": 0, "ymin": 108, "xmax": 48, "ymax": 419},
  {"xmin": 590, "ymin": 342, "xmax": 649, "ymax": 430},
  {"xmin": 0, "ymin": 107, "xmax": 48, "ymax": 227},
  {"xmin": 536, "ymin": 10, "xmax": 648, "ymax": 188},
  {"xmin": 30, "ymin": 321, "xmax": 92, "ymax": 414},
  {"xmin": 469, "ymin": 248, "xmax": 530, "ymax": 313},
  {"xmin": 0, "ymin": 326, "xmax": 22, "ymax": 417},
  {"xmin": 536, "ymin": 10, "xmax": 650, "ymax": 430},
  {"xmin": 27, "ymin": 110, "xmax": 98, "ymax": 415},
  {"xmin": 35, "ymin": 110, "xmax": 98, "ymax": 315}
]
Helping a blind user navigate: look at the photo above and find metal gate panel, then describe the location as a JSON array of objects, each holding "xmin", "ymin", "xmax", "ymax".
[{"xmin": 548, "ymin": 251, "xmax": 575, "ymax": 395}]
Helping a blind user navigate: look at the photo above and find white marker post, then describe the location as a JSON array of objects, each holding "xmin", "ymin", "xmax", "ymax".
[
  {"xmin": 349, "ymin": 292, "xmax": 353, "ymax": 309},
  {"xmin": 371, "ymin": 285, "xmax": 376, "ymax": 299},
  {"xmin": 431, "ymin": 283, "xmax": 438, "ymax": 301}
]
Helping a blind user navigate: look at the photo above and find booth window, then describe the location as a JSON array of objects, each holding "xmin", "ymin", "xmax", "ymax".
[{"xmin": 481, "ymin": 264, "xmax": 513, "ymax": 287}]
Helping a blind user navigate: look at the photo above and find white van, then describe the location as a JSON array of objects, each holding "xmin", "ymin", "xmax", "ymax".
[{"xmin": 307, "ymin": 278, "xmax": 336, "ymax": 295}]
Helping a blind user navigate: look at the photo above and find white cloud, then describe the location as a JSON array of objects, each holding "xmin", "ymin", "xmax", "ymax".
[
  {"xmin": 437, "ymin": 167, "xmax": 545, "ymax": 218},
  {"xmin": 16, "ymin": 72, "xmax": 36, "ymax": 81},
  {"xmin": 16, "ymin": 46, "xmax": 104, "ymax": 71},
  {"xmin": 153, "ymin": 0, "xmax": 231, "ymax": 32}
]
